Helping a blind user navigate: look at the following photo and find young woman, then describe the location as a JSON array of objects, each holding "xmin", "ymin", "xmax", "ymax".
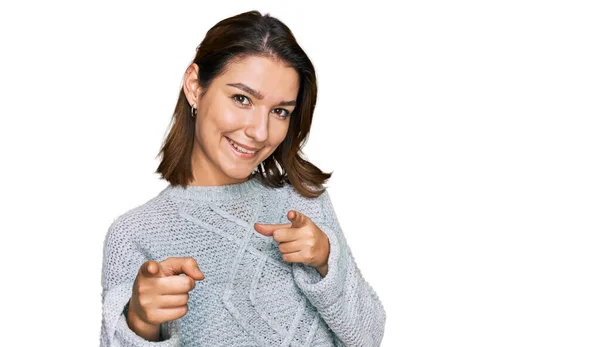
[{"xmin": 100, "ymin": 10, "xmax": 386, "ymax": 347}]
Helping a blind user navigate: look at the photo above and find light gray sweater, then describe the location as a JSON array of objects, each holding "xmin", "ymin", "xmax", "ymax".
[{"xmin": 100, "ymin": 175, "xmax": 386, "ymax": 346}]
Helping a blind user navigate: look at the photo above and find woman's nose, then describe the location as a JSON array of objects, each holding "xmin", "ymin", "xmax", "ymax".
[{"xmin": 244, "ymin": 109, "xmax": 269, "ymax": 143}]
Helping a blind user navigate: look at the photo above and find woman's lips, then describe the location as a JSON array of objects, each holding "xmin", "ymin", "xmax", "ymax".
[{"xmin": 226, "ymin": 137, "xmax": 258, "ymax": 158}]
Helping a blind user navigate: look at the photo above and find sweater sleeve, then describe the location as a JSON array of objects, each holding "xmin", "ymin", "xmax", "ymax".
[
  {"xmin": 100, "ymin": 214, "xmax": 180, "ymax": 347},
  {"xmin": 291, "ymin": 190, "xmax": 387, "ymax": 347}
]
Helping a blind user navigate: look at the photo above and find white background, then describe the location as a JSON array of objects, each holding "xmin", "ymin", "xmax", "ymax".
[{"xmin": 1, "ymin": 1, "xmax": 598, "ymax": 346}]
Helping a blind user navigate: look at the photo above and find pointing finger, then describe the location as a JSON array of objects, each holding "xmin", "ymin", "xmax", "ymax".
[
  {"xmin": 287, "ymin": 210, "xmax": 308, "ymax": 228},
  {"xmin": 254, "ymin": 222, "xmax": 292, "ymax": 236},
  {"xmin": 141, "ymin": 260, "xmax": 162, "ymax": 278}
]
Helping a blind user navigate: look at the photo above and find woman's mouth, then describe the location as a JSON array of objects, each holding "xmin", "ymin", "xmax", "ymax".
[{"xmin": 226, "ymin": 137, "xmax": 258, "ymax": 158}]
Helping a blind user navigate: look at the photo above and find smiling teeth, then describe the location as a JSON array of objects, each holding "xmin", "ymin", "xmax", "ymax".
[{"xmin": 228, "ymin": 138, "xmax": 257, "ymax": 154}]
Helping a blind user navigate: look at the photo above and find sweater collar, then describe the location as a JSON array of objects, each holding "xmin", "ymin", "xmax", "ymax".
[{"xmin": 160, "ymin": 174, "xmax": 264, "ymax": 201}]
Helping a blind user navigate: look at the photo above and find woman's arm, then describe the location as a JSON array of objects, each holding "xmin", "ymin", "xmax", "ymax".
[
  {"xmin": 290, "ymin": 189, "xmax": 387, "ymax": 347},
  {"xmin": 100, "ymin": 213, "xmax": 179, "ymax": 347}
]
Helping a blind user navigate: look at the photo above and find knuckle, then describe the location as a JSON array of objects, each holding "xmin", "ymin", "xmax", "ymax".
[
  {"xmin": 137, "ymin": 282, "xmax": 149, "ymax": 294},
  {"xmin": 140, "ymin": 306, "xmax": 150, "ymax": 318},
  {"xmin": 177, "ymin": 280, "xmax": 187, "ymax": 293},
  {"xmin": 145, "ymin": 311, "xmax": 159, "ymax": 325},
  {"xmin": 302, "ymin": 250, "xmax": 313, "ymax": 261},
  {"xmin": 186, "ymin": 257, "xmax": 197, "ymax": 267},
  {"xmin": 138, "ymin": 295, "xmax": 151, "ymax": 308}
]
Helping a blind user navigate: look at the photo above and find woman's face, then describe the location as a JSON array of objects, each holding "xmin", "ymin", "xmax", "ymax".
[{"xmin": 184, "ymin": 55, "xmax": 299, "ymax": 186}]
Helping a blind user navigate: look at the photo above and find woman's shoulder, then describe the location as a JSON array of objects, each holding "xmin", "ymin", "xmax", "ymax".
[
  {"xmin": 278, "ymin": 182, "xmax": 334, "ymax": 224},
  {"xmin": 105, "ymin": 191, "xmax": 174, "ymax": 242},
  {"xmin": 259, "ymin": 179, "xmax": 330, "ymax": 204},
  {"xmin": 283, "ymin": 181, "xmax": 331, "ymax": 202}
]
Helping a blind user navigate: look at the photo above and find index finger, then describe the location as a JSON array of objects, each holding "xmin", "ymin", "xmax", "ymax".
[
  {"xmin": 140, "ymin": 260, "xmax": 162, "ymax": 278},
  {"xmin": 254, "ymin": 223, "xmax": 292, "ymax": 237}
]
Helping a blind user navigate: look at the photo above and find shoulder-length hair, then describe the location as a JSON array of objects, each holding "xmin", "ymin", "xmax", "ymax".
[{"xmin": 156, "ymin": 10, "xmax": 332, "ymax": 198}]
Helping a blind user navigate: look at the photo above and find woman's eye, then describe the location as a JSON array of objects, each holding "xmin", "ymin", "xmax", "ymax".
[
  {"xmin": 232, "ymin": 94, "xmax": 251, "ymax": 106},
  {"xmin": 273, "ymin": 108, "xmax": 290, "ymax": 119}
]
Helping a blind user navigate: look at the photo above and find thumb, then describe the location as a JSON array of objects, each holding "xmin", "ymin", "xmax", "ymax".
[{"xmin": 160, "ymin": 257, "xmax": 205, "ymax": 281}]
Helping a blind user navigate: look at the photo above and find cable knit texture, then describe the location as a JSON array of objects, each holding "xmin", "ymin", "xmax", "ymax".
[{"xmin": 100, "ymin": 175, "xmax": 386, "ymax": 346}]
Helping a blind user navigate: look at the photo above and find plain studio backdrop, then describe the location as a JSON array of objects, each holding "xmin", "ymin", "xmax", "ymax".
[{"xmin": 0, "ymin": 1, "xmax": 598, "ymax": 346}]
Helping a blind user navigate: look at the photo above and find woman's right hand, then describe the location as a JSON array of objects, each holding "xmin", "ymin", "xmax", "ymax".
[{"xmin": 126, "ymin": 257, "xmax": 205, "ymax": 341}]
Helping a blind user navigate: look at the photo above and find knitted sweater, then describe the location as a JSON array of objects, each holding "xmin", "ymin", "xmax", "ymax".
[{"xmin": 100, "ymin": 175, "xmax": 386, "ymax": 346}]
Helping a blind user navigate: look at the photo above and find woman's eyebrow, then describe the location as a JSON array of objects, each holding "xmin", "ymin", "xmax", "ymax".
[
  {"xmin": 227, "ymin": 83, "xmax": 264, "ymax": 99},
  {"xmin": 226, "ymin": 82, "xmax": 296, "ymax": 107}
]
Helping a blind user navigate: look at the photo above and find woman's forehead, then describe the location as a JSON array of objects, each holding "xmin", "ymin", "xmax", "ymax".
[{"xmin": 218, "ymin": 56, "xmax": 299, "ymax": 97}]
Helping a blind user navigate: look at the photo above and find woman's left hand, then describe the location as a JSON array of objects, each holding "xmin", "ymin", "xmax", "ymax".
[{"xmin": 254, "ymin": 210, "xmax": 330, "ymax": 277}]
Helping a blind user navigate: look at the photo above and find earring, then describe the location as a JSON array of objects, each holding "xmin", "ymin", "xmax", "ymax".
[{"xmin": 191, "ymin": 103, "xmax": 197, "ymax": 118}]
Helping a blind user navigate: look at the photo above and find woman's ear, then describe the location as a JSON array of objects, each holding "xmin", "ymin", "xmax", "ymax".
[{"xmin": 183, "ymin": 63, "xmax": 202, "ymax": 107}]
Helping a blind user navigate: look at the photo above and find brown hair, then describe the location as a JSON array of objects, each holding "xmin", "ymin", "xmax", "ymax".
[{"xmin": 155, "ymin": 10, "xmax": 332, "ymax": 198}]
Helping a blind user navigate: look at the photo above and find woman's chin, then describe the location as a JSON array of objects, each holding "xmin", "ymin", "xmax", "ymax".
[{"xmin": 223, "ymin": 166, "xmax": 255, "ymax": 181}]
